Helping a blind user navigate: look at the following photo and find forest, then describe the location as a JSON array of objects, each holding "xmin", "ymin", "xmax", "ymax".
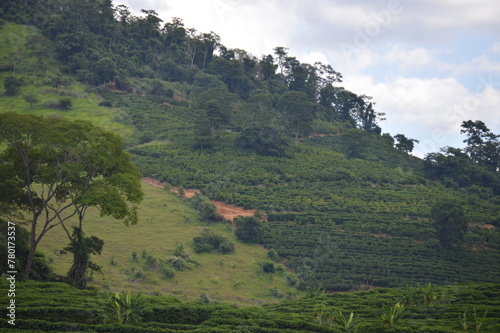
[{"xmin": 0, "ymin": 0, "xmax": 499, "ymax": 331}]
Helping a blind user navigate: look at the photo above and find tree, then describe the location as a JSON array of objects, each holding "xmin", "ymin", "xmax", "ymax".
[
  {"xmin": 24, "ymin": 94, "xmax": 39, "ymax": 108},
  {"xmin": 0, "ymin": 219, "xmax": 52, "ymax": 281},
  {"xmin": 343, "ymin": 129, "xmax": 369, "ymax": 159},
  {"xmin": 193, "ymin": 109, "xmax": 214, "ymax": 149},
  {"xmin": 279, "ymin": 90, "xmax": 313, "ymax": 143},
  {"xmin": 237, "ymin": 93, "xmax": 290, "ymax": 156},
  {"xmin": 461, "ymin": 120, "xmax": 499, "ymax": 171},
  {"xmin": 235, "ymin": 216, "xmax": 264, "ymax": 244},
  {"xmin": 3, "ymin": 76, "xmax": 24, "ymax": 96},
  {"xmin": 61, "ymin": 227, "xmax": 104, "ymax": 289},
  {"xmin": 430, "ymin": 200, "xmax": 468, "ymax": 247},
  {"xmin": 194, "ymin": 86, "xmax": 235, "ymax": 133},
  {"xmin": 0, "ymin": 113, "xmax": 143, "ymax": 280},
  {"xmin": 394, "ymin": 134, "xmax": 419, "ymax": 153}
]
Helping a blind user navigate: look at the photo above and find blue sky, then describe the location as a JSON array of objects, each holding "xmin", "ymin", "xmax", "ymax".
[{"xmin": 120, "ymin": 0, "xmax": 500, "ymax": 157}]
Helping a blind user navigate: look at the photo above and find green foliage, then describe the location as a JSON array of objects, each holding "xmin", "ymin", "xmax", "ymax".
[
  {"xmin": 461, "ymin": 307, "xmax": 489, "ymax": 332},
  {"xmin": 61, "ymin": 227, "xmax": 104, "ymax": 289},
  {"xmin": 192, "ymin": 229, "xmax": 235, "ymax": 254},
  {"xmin": 279, "ymin": 90, "xmax": 313, "ymax": 142},
  {"xmin": 23, "ymin": 93, "xmax": 39, "ymax": 108},
  {"xmin": 0, "ymin": 112, "xmax": 143, "ymax": 279},
  {"xmin": 3, "ymin": 75, "xmax": 23, "ymax": 95},
  {"xmin": 0, "ymin": 219, "xmax": 53, "ymax": 281},
  {"xmin": 431, "ymin": 200, "xmax": 468, "ymax": 247},
  {"xmin": 103, "ymin": 291, "xmax": 144, "ymax": 324},
  {"xmin": 189, "ymin": 193, "xmax": 222, "ymax": 222},
  {"xmin": 381, "ymin": 302, "xmax": 406, "ymax": 327},
  {"xmin": 167, "ymin": 244, "xmax": 200, "ymax": 271},
  {"xmin": 58, "ymin": 97, "xmax": 72, "ymax": 109},
  {"xmin": 1, "ymin": 281, "xmax": 500, "ymax": 332},
  {"xmin": 394, "ymin": 133, "xmax": 419, "ymax": 153},
  {"xmin": 235, "ymin": 216, "xmax": 264, "ymax": 244}
]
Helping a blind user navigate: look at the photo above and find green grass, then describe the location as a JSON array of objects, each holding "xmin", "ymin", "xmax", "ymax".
[
  {"xmin": 34, "ymin": 182, "xmax": 302, "ymax": 306},
  {"xmin": 0, "ymin": 23, "xmax": 134, "ymax": 141}
]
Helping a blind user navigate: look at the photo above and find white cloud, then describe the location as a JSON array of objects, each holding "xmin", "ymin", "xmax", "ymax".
[
  {"xmin": 420, "ymin": 0, "xmax": 500, "ymax": 29},
  {"xmin": 384, "ymin": 45, "xmax": 434, "ymax": 70}
]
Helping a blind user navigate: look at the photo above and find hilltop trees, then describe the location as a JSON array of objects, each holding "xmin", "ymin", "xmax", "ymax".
[
  {"xmin": 424, "ymin": 120, "xmax": 499, "ymax": 195},
  {"xmin": 461, "ymin": 120, "xmax": 499, "ymax": 172},
  {"xmin": 394, "ymin": 134, "xmax": 419, "ymax": 154},
  {"xmin": 0, "ymin": 112, "xmax": 143, "ymax": 282}
]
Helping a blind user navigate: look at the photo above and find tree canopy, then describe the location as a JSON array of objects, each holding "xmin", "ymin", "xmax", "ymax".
[{"xmin": 0, "ymin": 112, "xmax": 143, "ymax": 280}]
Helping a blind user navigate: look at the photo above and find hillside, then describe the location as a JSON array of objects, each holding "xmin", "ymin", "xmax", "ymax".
[
  {"xmin": 35, "ymin": 182, "xmax": 301, "ymax": 306},
  {"xmin": 0, "ymin": 1, "xmax": 500, "ymax": 331}
]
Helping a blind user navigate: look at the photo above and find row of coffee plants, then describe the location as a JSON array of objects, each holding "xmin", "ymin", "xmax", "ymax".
[
  {"xmin": 261, "ymin": 223, "xmax": 500, "ymax": 291},
  {"xmin": 2, "ymin": 280, "xmax": 499, "ymax": 332}
]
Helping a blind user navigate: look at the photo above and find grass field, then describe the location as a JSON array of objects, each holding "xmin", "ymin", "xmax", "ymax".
[{"xmin": 33, "ymin": 182, "xmax": 302, "ymax": 307}]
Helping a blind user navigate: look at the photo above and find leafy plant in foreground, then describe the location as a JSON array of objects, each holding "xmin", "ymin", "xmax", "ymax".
[
  {"xmin": 381, "ymin": 302, "xmax": 406, "ymax": 327},
  {"xmin": 102, "ymin": 291, "xmax": 144, "ymax": 324}
]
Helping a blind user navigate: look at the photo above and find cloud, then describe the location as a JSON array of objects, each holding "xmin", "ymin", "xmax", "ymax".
[
  {"xmin": 341, "ymin": 74, "xmax": 500, "ymax": 155},
  {"xmin": 384, "ymin": 45, "xmax": 434, "ymax": 70}
]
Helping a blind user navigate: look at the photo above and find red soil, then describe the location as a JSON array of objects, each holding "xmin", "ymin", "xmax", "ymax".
[{"xmin": 141, "ymin": 178, "xmax": 255, "ymax": 221}]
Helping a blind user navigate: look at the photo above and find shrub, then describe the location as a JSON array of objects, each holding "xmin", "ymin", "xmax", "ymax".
[
  {"xmin": 99, "ymin": 100, "xmax": 112, "ymax": 107},
  {"xmin": 160, "ymin": 265, "xmax": 175, "ymax": 279},
  {"xmin": 58, "ymin": 97, "xmax": 72, "ymax": 110},
  {"xmin": 235, "ymin": 216, "xmax": 263, "ymax": 243},
  {"xmin": 189, "ymin": 193, "xmax": 222, "ymax": 222},
  {"xmin": 192, "ymin": 229, "xmax": 235, "ymax": 254},
  {"xmin": 4, "ymin": 76, "xmax": 24, "ymax": 96},
  {"xmin": 43, "ymin": 99, "xmax": 60, "ymax": 108}
]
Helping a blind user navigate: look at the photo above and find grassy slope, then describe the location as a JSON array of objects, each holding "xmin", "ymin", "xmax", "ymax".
[
  {"xmin": 33, "ymin": 182, "xmax": 302, "ymax": 306},
  {"xmin": 0, "ymin": 23, "xmax": 134, "ymax": 140}
]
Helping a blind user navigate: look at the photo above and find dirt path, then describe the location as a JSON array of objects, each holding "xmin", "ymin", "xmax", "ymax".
[{"xmin": 141, "ymin": 178, "xmax": 255, "ymax": 221}]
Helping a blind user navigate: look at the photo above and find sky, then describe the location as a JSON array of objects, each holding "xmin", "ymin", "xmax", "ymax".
[{"xmin": 118, "ymin": 0, "xmax": 500, "ymax": 157}]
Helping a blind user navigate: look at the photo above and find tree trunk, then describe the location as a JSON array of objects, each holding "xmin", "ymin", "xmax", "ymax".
[{"xmin": 23, "ymin": 212, "xmax": 39, "ymax": 279}]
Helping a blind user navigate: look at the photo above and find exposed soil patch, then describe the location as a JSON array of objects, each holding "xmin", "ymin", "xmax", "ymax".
[
  {"xmin": 211, "ymin": 200, "xmax": 256, "ymax": 222},
  {"xmin": 479, "ymin": 224, "xmax": 495, "ymax": 230},
  {"xmin": 141, "ymin": 178, "xmax": 255, "ymax": 221}
]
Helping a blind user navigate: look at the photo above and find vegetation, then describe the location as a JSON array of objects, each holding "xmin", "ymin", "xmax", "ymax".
[
  {"xmin": 1, "ymin": 280, "xmax": 499, "ymax": 332},
  {"xmin": 0, "ymin": 112, "xmax": 143, "ymax": 283},
  {"xmin": 0, "ymin": 1, "xmax": 499, "ymax": 330}
]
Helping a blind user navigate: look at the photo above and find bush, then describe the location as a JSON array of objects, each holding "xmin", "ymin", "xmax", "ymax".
[
  {"xmin": 43, "ymin": 99, "xmax": 60, "ymax": 108},
  {"xmin": 192, "ymin": 229, "xmax": 235, "ymax": 254},
  {"xmin": 4, "ymin": 76, "xmax": 24, "ymax": 96},
  {"xmin": 99, "ymin": 101, "xmax": 112, "ymax": 107},
  {"xmin": 58, "ymin": 97, "xmax": 72, "ymax": 110},
  {"xmin": 160, "ymin": 265, "xmax": 175, "ymax": 279},
  {"xmin": 235, "ymin": 216, "xmax": 263, "ymax": 243},
  {"xmin": 189, "ymin": 193, "xmax": 222, "ymax": 222}
]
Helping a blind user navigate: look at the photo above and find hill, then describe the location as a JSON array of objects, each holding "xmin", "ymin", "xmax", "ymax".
[
  {"xmin": 0, "ymin": 1, "xmax": 499, "ymax": 330},
  {"xmin": 35, "ymin": 181, "xmax": 301, "ymax": 306}
]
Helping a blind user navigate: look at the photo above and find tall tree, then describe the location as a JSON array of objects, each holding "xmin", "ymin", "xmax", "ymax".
[
  {"xmin": 237, "ymin": 94, "xmax": 289, "ymax": 156},
  {"xmin": 431, "ymin": 200, "xmax": 468, "ymax": 247},
  {"xmin": 279, "ymin": 91, "xmax": 313, "ymax": 143},
  {"xmin": 394, "ymin": 134, "xmax": 419, "ymax": 153},
  {"xmin": 461, "ymin": 120, "xmax": 499, "ymax": 172},
  {"xmin": 0, "ymin": 113, "xmax": 143, "ymax": 280}
]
